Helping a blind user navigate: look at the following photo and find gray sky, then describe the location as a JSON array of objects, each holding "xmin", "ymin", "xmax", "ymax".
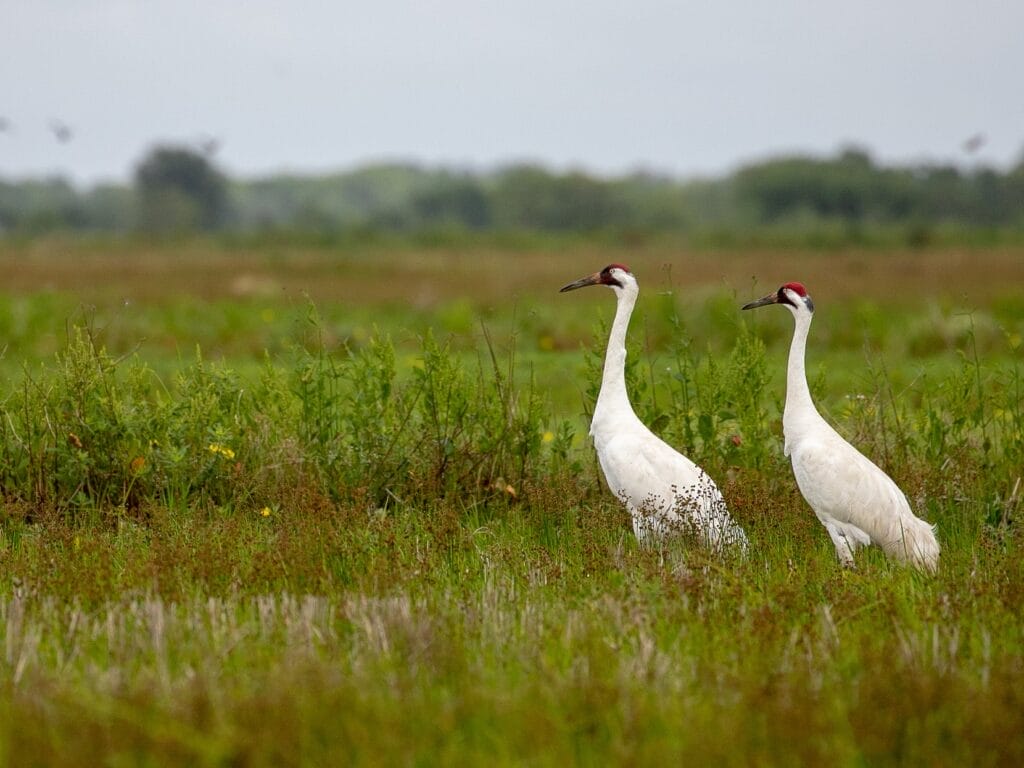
[{"xmin": 2, "ymin": 0, "xmax": 1022, "ymax": 185}]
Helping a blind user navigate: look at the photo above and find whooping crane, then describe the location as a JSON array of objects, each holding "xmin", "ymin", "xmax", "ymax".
[
  {"xmin": 742, "ymin": 282, "xmax": 939, "ymax": 571},
  {"xmin": 561, "ymin": 264, "xmax": 748, "ymax": 551}
]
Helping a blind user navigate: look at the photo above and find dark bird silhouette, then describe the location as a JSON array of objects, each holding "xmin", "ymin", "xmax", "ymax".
[
  {"xmin": 49, "ymin": 119, "xmax": 73, "ymax": 143},
  {"xmin": 962, "ymin": 133, "xmax": 985, "ymax": 154},
  {"xmin": 198, "ymin": 135, "xmax": 221, "ymax": 156}
]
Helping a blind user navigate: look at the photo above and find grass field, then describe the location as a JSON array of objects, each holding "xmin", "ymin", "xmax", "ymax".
[{"xmin": 1, "ymin": 237, "xmax": 1023, "ymax": 765}]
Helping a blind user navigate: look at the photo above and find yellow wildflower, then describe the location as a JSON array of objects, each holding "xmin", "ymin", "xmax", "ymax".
[
  {"xmin": 542, "ymin": 431, "xmax": 555, "ymax": 443},
  {"xmin": 260, "ymin": 507, "xmax": 272, "ymax": 517},
  {"xmin": 208, "ymin": 443, "xmax": 236, "ymax": 460}
]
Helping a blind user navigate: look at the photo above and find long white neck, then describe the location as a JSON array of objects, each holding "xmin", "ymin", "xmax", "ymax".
[
  {"xmin": 783, "ymin": 310, "xmax": 821, "ymax": 438},
  {"xmin": 594, "ymin": 285, "xmax": 638, "ymax": 420}
]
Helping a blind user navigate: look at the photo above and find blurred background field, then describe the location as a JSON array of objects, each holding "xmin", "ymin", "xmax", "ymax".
[{"xmin": 0, "ymin": 236, "xmax": 1020, "ymax": 413}]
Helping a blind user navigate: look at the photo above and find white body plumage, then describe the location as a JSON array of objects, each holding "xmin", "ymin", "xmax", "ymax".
[
  {"xmin": 744, "ymin": 283, "xmax": 939, "ymax": 571},
  {"xmin": 562, "ymin": 264, "xmax": 748, "ymax": 551}
]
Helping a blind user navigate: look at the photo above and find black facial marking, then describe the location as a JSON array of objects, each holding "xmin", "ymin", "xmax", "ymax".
[{"xmin": 600, "ymin": 265, "xmax": 623, "ymax": 288}]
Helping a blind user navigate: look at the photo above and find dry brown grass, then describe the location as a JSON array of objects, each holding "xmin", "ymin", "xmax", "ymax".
[{"xmin": 2, "ymin": 237, "xmax": 1021, "ymax": 307}]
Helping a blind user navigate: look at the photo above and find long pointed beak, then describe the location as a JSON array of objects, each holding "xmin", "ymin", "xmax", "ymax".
[
  {"xmin": 741, "ymin": 293, "xmax": 779, "ymax": 310},
  {"xmin": 560, "ymin": 272, "xmax": 602, "ymax": 292}
]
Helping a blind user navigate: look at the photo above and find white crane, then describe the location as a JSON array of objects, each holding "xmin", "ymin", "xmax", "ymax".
[
  {"xmin": 742, "ymin": 282, "xmax": 939, "ymax": 571},
  {"xmin": 561, "ymin": 264, "xmax": 748, "ymax": 551}
]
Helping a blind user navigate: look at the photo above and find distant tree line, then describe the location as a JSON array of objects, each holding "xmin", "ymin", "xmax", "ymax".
[{"xmin": 1, "ymin": 143, "xmax": 1022, "ymax": 244}]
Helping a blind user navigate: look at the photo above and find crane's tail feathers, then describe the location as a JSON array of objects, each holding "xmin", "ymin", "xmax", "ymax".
[
  {"xmin": 631, "ymin": 509, "xmax": 748, "ymax": 554},
  {"xmin": 700, "ymin": 511, "xmax": 750, "ymax": 555},
  {"xmin": 628, "ymin": 482, "xmax": 749, "ymax": 556},
  {"xmin": 889, "ymin": 518, "xmax": 940, "ymax": 573}
]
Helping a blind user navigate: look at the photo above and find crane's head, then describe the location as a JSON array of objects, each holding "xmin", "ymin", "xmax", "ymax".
[
  {"xmin": 741, "ymin": 282, "xmax": 814, "ymax": 315},
  {"xmin": 559, "ymin": 263, "xmax": 637, "ymax": 295}
]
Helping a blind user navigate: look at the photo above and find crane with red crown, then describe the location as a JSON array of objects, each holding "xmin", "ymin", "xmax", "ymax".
[
  {"xmin": 561, "ymin": 264, "xmax": 748, "ymax": 551},
  {"xmin": 743, "ymin": 282, "xmax": 939, "ymax": 571}
]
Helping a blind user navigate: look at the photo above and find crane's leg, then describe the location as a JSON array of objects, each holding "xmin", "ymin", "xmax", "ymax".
[
  {"xmin": 630, "ymin": 505, "xmax": 658, "ymax": 544},
  {"xmin": 821, "ymin": 519, "xmax": 862, "ymax": 568}
]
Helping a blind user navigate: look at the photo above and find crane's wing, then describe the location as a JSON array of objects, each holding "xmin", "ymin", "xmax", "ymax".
[
  {"xmin": 592, "ymin": 425, "xmax": 749, "ymax": 551},
  {"xmin": 790, "ymin": 433, "xmax": 916, "ymax": 545},
  {"xmin": 595, "ymin": 428, "xmax": 712, "ymax": 513}
]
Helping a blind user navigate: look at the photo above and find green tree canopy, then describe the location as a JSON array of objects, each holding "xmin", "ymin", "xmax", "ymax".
[{"xmin": 134, "ymin": 145, "xmax": 229, "ymax": 234}]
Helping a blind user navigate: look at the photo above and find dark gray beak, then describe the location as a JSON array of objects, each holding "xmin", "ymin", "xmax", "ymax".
[
  {"xmin": 741, "ymin": 293, "xmax": 779, "ymax": 310},
  {"xmin": 560, "ymin": 272, "xmax": 602, "ymax": 292}
]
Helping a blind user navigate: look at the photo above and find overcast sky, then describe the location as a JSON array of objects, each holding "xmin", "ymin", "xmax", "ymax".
[{"xmin": 2, "ymin": 1, "xmax": 1022, "ymax": 185}]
